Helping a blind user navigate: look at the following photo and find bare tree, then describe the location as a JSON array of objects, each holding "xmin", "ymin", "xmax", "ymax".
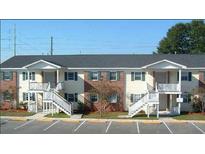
[{"xmin": 88, "ymin": 78, "xmax": 120, "ymax": 117}]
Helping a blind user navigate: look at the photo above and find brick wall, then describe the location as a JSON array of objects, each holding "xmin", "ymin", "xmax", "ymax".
[
  {"xmin": 199, "ymin": 71, "xmax": 205, "ymax": 88},
  {"xmin": 0, "ymin": 72, "xmax": 17, "ymax": 103},
  {"xmin": 84, "ymin": 71, "xmax": 125, "ymax": 112}
]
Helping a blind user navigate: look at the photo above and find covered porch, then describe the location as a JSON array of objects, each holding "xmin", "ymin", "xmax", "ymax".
[
  {"xmin": 143, "ymin": 59, "xmax": 186, "ymax": 115},
  {"xmin": 23, "ymin": 59, "xmax": 65, "ymax": 113}
]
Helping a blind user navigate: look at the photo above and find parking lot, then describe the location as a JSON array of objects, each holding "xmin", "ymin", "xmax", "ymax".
[{"xmin": 1, "ymin": 119, "xmax": 205, "ymax": 134}]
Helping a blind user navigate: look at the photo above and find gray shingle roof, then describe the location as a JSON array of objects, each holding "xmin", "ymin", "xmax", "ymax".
[{"xmin": 1, "ymin": 54, "xmax": 205, "ymax": 68}]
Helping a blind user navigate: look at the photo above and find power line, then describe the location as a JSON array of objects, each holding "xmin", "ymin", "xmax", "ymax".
[
  {"xmin": 50, "ymin": 36, "xmax": 53, "ymax": 55},
  {"xmin": 13, "ymin": 24, "xmax": 16, "ymax": 56}
]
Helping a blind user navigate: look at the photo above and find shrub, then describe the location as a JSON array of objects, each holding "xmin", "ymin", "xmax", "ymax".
[{"xmin": 192, "ymin": 96, "xmax": 203, "ymax": 113}]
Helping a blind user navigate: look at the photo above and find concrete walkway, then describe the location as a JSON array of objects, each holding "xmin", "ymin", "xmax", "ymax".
[{"xmin": 27, "ymin": 112, "xmax": 49, "ymax": 120}]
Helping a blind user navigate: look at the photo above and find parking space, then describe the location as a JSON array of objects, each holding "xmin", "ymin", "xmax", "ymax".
[
  {"xmin": 75, "ymin": 121, "xmax": 107, "ymax": 134},
  {"xmin": 165, "ymin": 122, "xmax": 202, "ymax": 134},
  {"xmin": 44, "ymin": 121, "xmax": 80, "ymax": 134},
  {"xmin": 0, "ymin": 120, "xmax": 25, "ymax": 134},
  {"xmin": 106, "ymin": 122, "xmax": 138, "ymax": 134},
  {"xmin": 1, "ymin": 119, "xmax": 205, "ymax": 134},
  {"xmin": 14, "ymin": 120, "xmax": 54, "ymax": 134},
  {"xmin": 194, "ymin": 123, "xmax": 205, "ymax": 133},
  {"xmin": 139, "ymin": 122, "xmax": 170, "ymax": 134}
]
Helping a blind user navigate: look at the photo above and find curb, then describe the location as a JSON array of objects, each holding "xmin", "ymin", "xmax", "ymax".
[
  {"xmin": 1, "ymin": 116, "xmax": 205, "ymax": 124},
  {"xmin": 0, "ymin": 116, "xmax": 27, "ymax": 121}
]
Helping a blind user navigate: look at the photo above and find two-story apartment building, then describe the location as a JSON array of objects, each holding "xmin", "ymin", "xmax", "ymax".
[{"xmin": 1, "ymin": 54, "xmax": 205, "ymax": 117}]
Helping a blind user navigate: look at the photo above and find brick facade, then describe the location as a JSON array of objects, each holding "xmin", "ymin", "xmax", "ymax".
[
  {"xmin": 84, "ymin": 71, "xmax": 125, "ymax": 112},
  {"xmin": 0, "ymin": 72, "xmax": 17, "ymax": 109},
  {"xmin": 199, "ymin": 71, "xmax": 205, "ymax": 88}
]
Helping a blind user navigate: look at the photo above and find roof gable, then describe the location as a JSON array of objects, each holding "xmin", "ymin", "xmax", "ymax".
[
  {"xmin": 23, "ymin": 60, "xmax": 61, "ymax": 69},
  {"xmin": 142, "ymin": 59, "xmax": 187, "ymax": 69}
]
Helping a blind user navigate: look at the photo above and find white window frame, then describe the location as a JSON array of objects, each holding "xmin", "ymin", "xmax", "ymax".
[
  {"xmin": 90, "ymin": 94, "xmax": 98, "ymax": 102},
  {"xmin": 3, "ymin": 72, "xmax": 13, "ymax": 80},
  {"xmin": 68, "ymin": 72, "xmax": 75, "ymax": 80},
  {"xmin": 134, "ymin": 72, "xmax": 142, "ymax": 80},
  {"xmin": 29, "ymin": 72, "xmax": 35, "ymax": 81},
  {"xmin": 110, "ymin": 72, "xmax": 117, "ymax": 81},
  {"xmin": 23, "ymin": 92, "xmax": 35, "ymax": 101},
  {"xmin": 133, "ymin": 94, "xmax": 141, "ymax": 102},
  {"xmin": 182, "ymin": 93, "xmax": 191, "ymax": 103},
  {"xmin": 181, "ymin": 72, "xmax": 189, "ymax": 81},
  {"xmin": 109, "ymin": 94, "xmax": 118, "ymax": 103},
  {"xmin": 91, "ymin": 72, "xmax": 99, "ymax": 81}
]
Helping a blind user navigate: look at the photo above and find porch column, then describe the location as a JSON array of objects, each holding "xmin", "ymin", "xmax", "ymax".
[
  {"xmin": 43, "ymin": 101, "xmax": 45, "ymax": 113},
  {"xmin": 35, "ymin": 92, "xmax": 37, "ymax": 113},
  {"xmin": 170, "ymin": 94, "xmax": 173, "ymax": 111},
  {"xmin": 178, "ymin": 101, "xmax": 181, "ymax": 115},
  {"xmin": 27, "ymin": 70, "xmax": 30, "ymax": 90},
  {"xmin": 28, "ymin": 92, "xmax": 30, "ymax": 112},
  {"xmin": 147, "ymin": 104, "xmax": 150, "ymax": 118},
  {"xmin": 56, "ymin": 69, "xmax": 59, "ymax": 83},
  {"xmin": 178, "ymin": 69, "xmax": 181, "ymax": 91},
  {"xmin": 157, "ymin": 104, "xmax": 159, "ymax": 118}
]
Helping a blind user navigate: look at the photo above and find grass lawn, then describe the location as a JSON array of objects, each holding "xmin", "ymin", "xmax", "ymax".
[
  {"xmin": 83, "ymin": 112, "xmax": 158, "ymax": 119},
  {"xmin": 173, "ymin": 113, "xmax": 205, "ymax": 120},
  {"xmin": 0, "ymin": 110, "xmax": 35, "ymax": 117},
  {"xmin": 45, "ymin": 112, "xmax": 70, "ymax": 118}
]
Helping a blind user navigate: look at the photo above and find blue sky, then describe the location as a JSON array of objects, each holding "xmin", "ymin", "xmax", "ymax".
[{"xmin": 1, "ymin": 19, "xmax": 191, "ymax": 61}]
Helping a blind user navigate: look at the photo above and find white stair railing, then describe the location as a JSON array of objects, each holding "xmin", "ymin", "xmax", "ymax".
[
  {"xmin": 128, "ymin": 93, "xmax": 148, "ymax": 116},
  {"xmin": 43, "ymin": 82, "xmax": 72, "ymax": 116},
  {"xmin": 128, "ymin": 92, "xmax": 159, "ymax": 117},
  {"xmin": 43, "ymin": 90, "xmax": 72, "ymax": 115}
]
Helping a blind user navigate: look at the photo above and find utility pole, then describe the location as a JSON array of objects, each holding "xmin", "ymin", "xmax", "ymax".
[
  {"xmin": 14, "ymin": 24, "xmax": 16, "ymax": 56},
  {"xmin": 50, "ymin": 36, "xmax": 53, "ymax": 55}
]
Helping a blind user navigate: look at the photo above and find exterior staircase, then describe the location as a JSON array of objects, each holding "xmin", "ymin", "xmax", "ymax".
[
  {"xmin": 43, "ymin": 82, "xmax": 72, "ymax": 116},
  {"xmin": 128, "ymin": 92, "xmax": 159, "ymax": 117}
]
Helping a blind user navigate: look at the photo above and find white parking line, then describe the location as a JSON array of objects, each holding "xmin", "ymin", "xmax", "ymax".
[
  {"xmin": 190, "ymin": 122, "xmax": 205, "ymax": 134},
  {"xmin": 43, "ymin": 120, "xmax": 60, "ymax": 131},
  {"xmin": 105, "ymin": 121, "xmax": 112, "ymax": 133},
  {"xmin": 14, "ymin": 119, "xmax": 35, "ymax": 130},
  {"xmin": 136, "ymin": 121, "xmax": 140, "ymax": 134},
  {"xmin": 162, "ymin": 121, "xmax": 173, "ymax": 134},
  {"xmin": 74, "ymin": 120, "xmax": 86, "ymax": 132}
]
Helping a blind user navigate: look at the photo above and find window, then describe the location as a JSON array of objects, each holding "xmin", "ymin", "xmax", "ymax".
[
  {"xmin": 181, "ymin": 72, "xmax": 188, "ymax": 81},
  {"xmin": 64, "ymin": 72, "xmax": 78, "ymax": 81},
  {"xmin": 110, "ymin": 72, "xmax": 117, "ymax": 80},
  {"xmin": 23, "ymin": 92, "xmax": 35, "ymax": 101},
  {"xmin": 135, "ymin": 72, "xmax": 142, "ymax": 80},
  {"xmin": 28, "ymin": 72, "xmax": 35, "ymax": 80},
  {"xmin": 109, "ymin": 94, "xmax": 118, "ymax": 103},
  {"xmin": 180, "ymin": 72, "xmax": 192, "ymax": 81},
  {"xmin": 2, "ymin": 72, "xmax": 13, "ymax": 80},
  {"xmin": 23, "ymin": 72, "xmax": 35, "ymax": 81},
  {"xmin": 182, "ymin": 93, "xmax": 191, "ymax": 103},
  {"xmin": 90, "ymin": 72, "xmax": 99, "ymax": 80},
  {"xmin": 64, "ymin": 93, "xmax": 78, "ymax": 102},
  {"xmin": 90, "ymin": 94, "xmax": 98, "ymax": 102},
  {"xmin": 131, "ymin": 72, "xmax": 145, "ymax": 81},
  {"xmin": 3, "ymin": 90, "xmax": 13, "ymax": 100},
  {"xmin": 22, "ymin": 72, "xmax": 28, "ymax": 80},
  {"xmin": 68, "ymin": 72, "xmax": 74, "ymax": 80}
]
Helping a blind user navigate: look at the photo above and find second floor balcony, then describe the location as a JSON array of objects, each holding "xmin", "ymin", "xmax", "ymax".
[{"xmin": 157, "ymin": 83, "xmax": 181, "ymax": 93}]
